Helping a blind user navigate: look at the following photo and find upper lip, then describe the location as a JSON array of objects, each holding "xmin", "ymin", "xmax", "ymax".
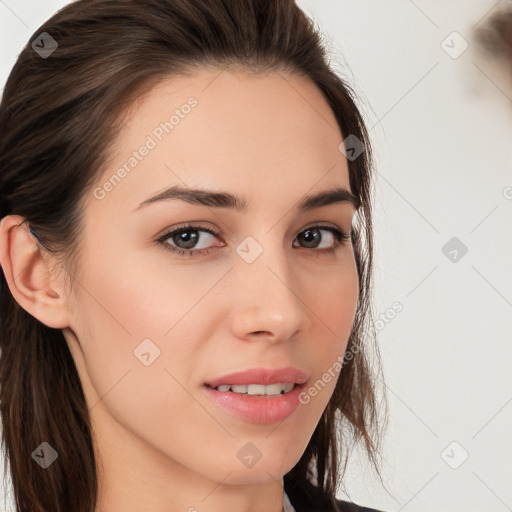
[{"xmin": 205, "ymin": 367, "xmax": 309, "ymax": 388}]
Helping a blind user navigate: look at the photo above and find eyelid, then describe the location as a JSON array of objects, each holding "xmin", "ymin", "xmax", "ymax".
[{"xmin": 155, "ymin": 221, "xmax": 221, "ymax": 240}]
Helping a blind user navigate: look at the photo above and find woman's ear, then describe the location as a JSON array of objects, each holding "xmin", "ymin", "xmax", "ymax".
[{"xmin": 0, "ymin": 214, "xmax": 71, "ymax": 329}]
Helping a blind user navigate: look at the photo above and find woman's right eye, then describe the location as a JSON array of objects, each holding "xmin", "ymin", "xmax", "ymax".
[{"xmin": 155, "ymin": 225, "xmax": 223, "ymax": 257}]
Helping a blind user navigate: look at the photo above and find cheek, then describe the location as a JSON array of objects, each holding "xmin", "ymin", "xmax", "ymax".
[
  {"xmin": 67, "ymin": 254, "xmax": 204, "ymax": 402},
  {"xmin": 74, "ymin": 252, "xmax": 225, "ymax": 343},
  {"xmin": 304, "ymin": 256, "xmax": 359, "ymax": 349},
  {"xmin": 295, "ymin": 260, "xmax": 359, "ymax": 408}
]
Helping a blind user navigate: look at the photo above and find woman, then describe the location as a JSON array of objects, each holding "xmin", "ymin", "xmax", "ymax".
[{"xmin": 0, "ymin": 1, "xmax": 388, "ymax": 511}]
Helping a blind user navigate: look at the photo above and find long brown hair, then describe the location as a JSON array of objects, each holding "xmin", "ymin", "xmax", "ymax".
[{"xmin": 0, "ymin": 1, "xmax": 387, "ymax": 511}]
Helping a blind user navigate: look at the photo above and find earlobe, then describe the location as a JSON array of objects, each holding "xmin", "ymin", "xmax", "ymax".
[{"xmin": 0, "ymin": 215, "xmax": 71, "ymax": 329}]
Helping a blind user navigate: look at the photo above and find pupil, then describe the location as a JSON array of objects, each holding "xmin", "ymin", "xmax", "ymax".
[
  {"xmin": 302, "ymin": 228, "xmax": 320, "ymax": 248},
  {"xmin": 175, "ymin": 230, "xmax": 198, "ymax": 249}
]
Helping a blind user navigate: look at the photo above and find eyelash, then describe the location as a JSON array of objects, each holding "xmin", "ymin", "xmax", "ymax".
[{"xmin": 155, "ymin": 223, "xmax": 351, "ymax": 258}]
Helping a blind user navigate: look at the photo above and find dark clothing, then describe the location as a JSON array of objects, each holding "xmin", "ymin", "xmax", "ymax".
[{"xmin": 285, "ymin": 478, "xmax": 386, "ymax": 512}]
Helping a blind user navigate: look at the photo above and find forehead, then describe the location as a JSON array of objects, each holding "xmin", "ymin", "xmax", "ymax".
[{"xmin": 87, "ymin": 67, "xmax": 352, "ymax": 217}]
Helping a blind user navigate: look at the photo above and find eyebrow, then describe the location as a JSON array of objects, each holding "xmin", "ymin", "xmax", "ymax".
[{"xmin": 132, "ymin": 185, "xmax": 360, "ymax": 213}]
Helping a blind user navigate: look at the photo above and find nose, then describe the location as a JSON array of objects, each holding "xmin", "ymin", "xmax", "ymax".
[{"xmin": 228, "ymin": 243, "xmax": 312, "ymax": 343}]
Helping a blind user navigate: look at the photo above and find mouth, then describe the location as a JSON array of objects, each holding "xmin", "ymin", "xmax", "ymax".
[
  {"xmin": 202, "ymin": 367, "xmax": 308, "ymax": 424},
  {"xmin": 205, "ymin": 382, "xmax": 296, "ymax": 396}
]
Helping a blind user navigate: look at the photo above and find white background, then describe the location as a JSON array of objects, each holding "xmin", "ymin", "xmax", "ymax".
[{"xmin": 1, "ymin": 1, "xmax": 511, "ymax": 511}]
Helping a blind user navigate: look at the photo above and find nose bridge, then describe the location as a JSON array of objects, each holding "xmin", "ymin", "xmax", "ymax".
[{"xmin": 228, "ymin": 232, "xmax": 311, "ymax": 340}]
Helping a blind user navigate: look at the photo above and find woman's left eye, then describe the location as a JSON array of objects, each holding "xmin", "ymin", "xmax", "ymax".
[
  {"xmin": 292, "ymin": 225, "xmax": 351, "ymax": 254},
  {"xmin": 155, "ymin": 223, "xmax": 351, "ymax": 257}
]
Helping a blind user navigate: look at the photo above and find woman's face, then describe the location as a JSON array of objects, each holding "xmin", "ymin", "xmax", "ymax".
[{"xmin": 63, "ymin": 68, "xmax": 359, "ymax": 496}]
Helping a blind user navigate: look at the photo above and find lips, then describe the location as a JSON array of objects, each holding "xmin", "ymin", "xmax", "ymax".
[
  {"xmin": 203, "ymin": 367, "xmax": 309, "ymax": 423},
  {"xmin": 204, "ymin": 367, "xmax": 309, "ymax": 388}
]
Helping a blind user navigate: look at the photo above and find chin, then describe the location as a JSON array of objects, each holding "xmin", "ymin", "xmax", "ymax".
[
  {"xmin": 222, "ymin": 461, "xmax": 297, "ymax": 486},
  {"xmin": 231, "ymin": 445, "xmax": 300, "ymax": 484},
  {"xmin": 185, "ymin": 442, "xmax": 299, "ymax": 486}
]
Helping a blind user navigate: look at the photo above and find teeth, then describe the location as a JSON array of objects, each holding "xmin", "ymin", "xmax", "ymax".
[
  {"xmin": 261, "ymin": 383, "xmax": 283, "ymax": 396},
  {"xmin": 231, "ymin": 385, "xmax": 248, "ymax": 394},
  {"xmin": 247, "ymin": 384, "xmax": 266, "ymax": 395},
  {"xmin": 214, "ymin": 383, "xmax": 295, "ymax": 395},
  {"xmin": 282, "ymin": 382, "xmax": 294, "ymax": 393}
]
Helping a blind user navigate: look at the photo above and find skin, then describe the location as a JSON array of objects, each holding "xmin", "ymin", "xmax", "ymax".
[{"xmin": 0, "ymin": 68, "xmax": 359, "ymax": 512}]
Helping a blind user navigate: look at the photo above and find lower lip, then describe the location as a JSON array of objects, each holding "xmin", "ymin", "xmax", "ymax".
[{"xmin": 202, "ymin": 383, "xmax": 305, "ymax": 424}]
